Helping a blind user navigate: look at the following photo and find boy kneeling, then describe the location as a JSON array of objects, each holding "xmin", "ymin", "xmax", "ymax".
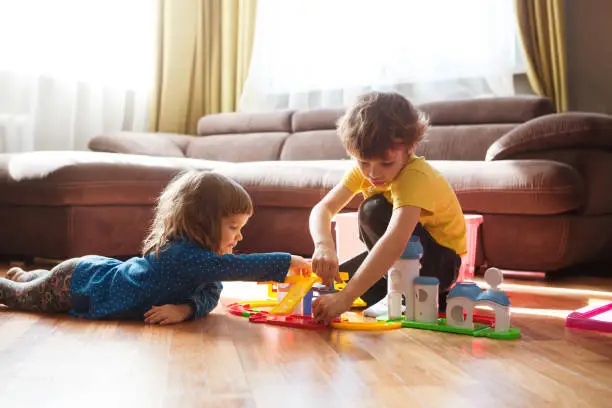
[{"xmin": 310, "ymin": 92, "xmax": 467, "ymax": 323}]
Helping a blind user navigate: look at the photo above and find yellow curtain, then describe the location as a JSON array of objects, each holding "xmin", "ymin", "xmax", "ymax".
[
  {"xmin": 515, "ymin": 0, "xmax": 568, "ymax": 112},
  {"xmin": 149, "ymin": 0, "xmax": 258, "ymax": 134}
]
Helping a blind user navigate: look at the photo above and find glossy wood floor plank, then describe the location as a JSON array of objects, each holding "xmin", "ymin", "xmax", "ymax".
[{"xmin": 1, "ymin": 264, "xmax": 612, "ymax": 407}]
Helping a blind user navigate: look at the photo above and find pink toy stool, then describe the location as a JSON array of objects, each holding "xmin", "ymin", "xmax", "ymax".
[
  {"xmin": 460, "ymin": 214, "xmax": 484, "ymax": 281},
  {"xmin": 332, "ymin": 212, "xmax": 367, "ymax": 264},
  {"xmin": 332, "ymin": 212, "xmax": 483, "ymax": 282}
]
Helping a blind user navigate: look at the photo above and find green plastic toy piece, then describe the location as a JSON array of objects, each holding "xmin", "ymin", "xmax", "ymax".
[
  {"xmin": 240, "ymin": 308, "xmax": 263, "ymax": 317},
  {"xmin": 375, "ymin": 315, "xmax": 520, "ymax": 340}
]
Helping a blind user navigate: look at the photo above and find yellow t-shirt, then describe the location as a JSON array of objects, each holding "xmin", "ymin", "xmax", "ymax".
[{"xmin": 341, "ymin": 155, "xmax": 467, "ymax": 256}]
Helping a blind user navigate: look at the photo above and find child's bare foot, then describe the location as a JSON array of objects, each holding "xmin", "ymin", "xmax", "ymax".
[{"xmin": 6, "ymin": 267, "xmax": 38, "ymax": 283}]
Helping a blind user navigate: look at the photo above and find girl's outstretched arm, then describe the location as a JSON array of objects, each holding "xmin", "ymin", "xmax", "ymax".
[
  {"xmin": 196, "ymin": 252, "xmax": 292, "ymax": 283},
  {"xmin": 164, "ymin": 242, "xmax": 309, "ymax": 284},
  {"xmin": 160, "ymin": 241, "xmax": 310, "ymax": 286}
]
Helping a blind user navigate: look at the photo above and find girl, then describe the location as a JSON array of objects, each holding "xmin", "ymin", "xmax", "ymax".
[{"xmin": 1, "ymin": 170, "xmax": 310, "ymax": 325}]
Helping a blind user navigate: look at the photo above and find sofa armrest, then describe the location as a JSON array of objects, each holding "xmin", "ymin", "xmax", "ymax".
[
  {"xmin": 486, "ymin": 112, "xmax": 612, "ymax": 215},
  {"xmin": 88, "ymin": 131, "xmax": 193, "ymax": 157},
  {"xmin": 485, "ymin": 112, "xmax": 612, "ymax": 161}
]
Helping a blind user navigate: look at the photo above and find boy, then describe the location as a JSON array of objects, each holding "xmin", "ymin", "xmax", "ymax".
[{"xmin": 309, "ymin": 92, "xmax": 466, "ymax": 323}]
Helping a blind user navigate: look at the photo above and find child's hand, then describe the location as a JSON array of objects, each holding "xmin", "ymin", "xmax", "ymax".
[
  {"xmin": 144, "ymin": 304, "xmax": 194, "ymax": 325},
  {"xmin": 312, "ymin": 244, "xmax": 342, "ymax": 287},
  {"xmin": 288, "ymin": 255, "xmax": 312, "ymax": 277},
  {"xmin": 312, "ymin": 292, "xmax": 353, "ymax": 324}
]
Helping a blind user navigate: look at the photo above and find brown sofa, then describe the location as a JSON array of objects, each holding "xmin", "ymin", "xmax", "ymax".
[{"xmin": 1, "ymin": 96, "xmax": 612, "ymax": 275}]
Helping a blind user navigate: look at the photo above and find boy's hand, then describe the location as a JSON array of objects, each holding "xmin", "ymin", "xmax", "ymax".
[
  {"xmin": 312, "ymin": 292, "xmax": 353, "ymax": 324},
  {"xmin": 144, "ymin": 304, "xmax": 194, "ymax": 325},
  {"xmin": 312, "ymin": 244, "xmax": 342, "ymax": 287}
]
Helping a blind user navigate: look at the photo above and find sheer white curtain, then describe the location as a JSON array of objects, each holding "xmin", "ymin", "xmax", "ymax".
[
  {"xmin": 240, "ymin": 0, "xmax": 526, "ymax": 112},
  {"xmin": 0, "ymin": 0, "xmax": 156, "ymax": 153}
]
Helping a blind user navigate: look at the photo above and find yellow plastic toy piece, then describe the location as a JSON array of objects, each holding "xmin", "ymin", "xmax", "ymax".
[
  {"xmin": 331, "ymin": 321, "xmax": 402, "ymax": 331},
  {"xmin": 260, "ymin": 270, "xmax": 315, "ymax": 299},
  {"xmin": 235, "ymin": 300, "xmax": 278, "ymax": 308},
  {"xmin": 351, "ymin": 298, "xmax": 367, "ymax": 308},
  {"xmin": 283, "ymin": 275, "xmax": 315, "ymax": 284},
  {"xmin": 262, "ymin": 271, "xmax": 367, "ymax": 307},
  {"xmin": 334, "ymin": 272, "xmax": 367, "ymax": 307},
  {"xmin": 269, "ymin": 275, "xmax": 321, "ymax": 316},
  {"xmin": 258, "ymin": 280, "xmax": 278, "ymax": 299},
  {"xmin": 328, "ymin": 312, "xmax": 401, "ymax": 331}
]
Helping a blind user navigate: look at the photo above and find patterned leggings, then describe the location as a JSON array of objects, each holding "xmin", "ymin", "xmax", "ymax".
[{"xmin": 0, "ymin": 258, "xmax": 80, "ymax": 313}]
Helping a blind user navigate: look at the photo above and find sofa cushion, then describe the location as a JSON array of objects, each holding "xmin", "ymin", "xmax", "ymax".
[
  {"xmin": 417, "ymin": 96, "xmax": 556, "ymax": 125},
  {"xmin": 197, "ymin": 110, "xmax": 293, "ymax": 135},
  {"xmin": 291, "ymin": 109, "xmax": 344, "ymax": 132},
  {"xmin": 186, "ymin": 133, "xmax": 289, "ymax": 162},
  {"xmin": 415, "ymin": 124, "xmax": 516, "ymax": 161},
  {"xmin": 280, "ymin": 130, "xmax": 348, "ymax": 161},
  {"xmin": 0, "ymin": 151, "xmax": 231, "ymax": 206},
  {"xmin": 215, "ymin": 159, "xmax": 584, "ymax": 216},
  {"xmin": 437, "ymin": 160, "xmax": 584, "ymax": 215},
  {"xmin": 0, "ymin": 152, "xmax": 583, "ymax": 216},
  {"xmin": 216, "ymin": 160, "xmax": 362, "ymax": 210},
  {"xmin": 89, "ymin": 131, "xmax": 192, "ymax": 157}
]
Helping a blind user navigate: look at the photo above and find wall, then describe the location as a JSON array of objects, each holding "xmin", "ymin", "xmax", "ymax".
[{"xmin": 565, "ymin": 0, "xmax": 612, "ymax": 114}]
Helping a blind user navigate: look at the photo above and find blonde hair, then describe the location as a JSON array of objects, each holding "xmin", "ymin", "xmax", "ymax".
[
  {"xmin": 337, "ymin": 91, "xmax": 430, "ymax": 159},
  {"xmin": 142, "ymin": 170, "xmax": 253, "ymax": 256}
]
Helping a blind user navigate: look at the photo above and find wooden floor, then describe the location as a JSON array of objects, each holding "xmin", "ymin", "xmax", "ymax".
[{"xmin": 2, "ymin": 263, "xmax": 612, "ymax": 408}]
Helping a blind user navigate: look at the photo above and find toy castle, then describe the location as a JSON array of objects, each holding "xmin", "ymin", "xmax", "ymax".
[{"xmin": 386, "ymin": 236, "xmax": 515, "ymax": 337}]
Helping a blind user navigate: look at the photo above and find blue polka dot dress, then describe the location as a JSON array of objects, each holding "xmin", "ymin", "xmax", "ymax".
[{"xmin": 68, "ymin": 239, "xmax": 291, "ymax": 320}]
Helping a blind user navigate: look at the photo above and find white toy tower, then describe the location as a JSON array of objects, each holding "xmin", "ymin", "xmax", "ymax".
[
  {"xmin": 388, "ymin": 236, "xmax": 423, "ymax": 320},
  {"xmin": 414, "ymin": 276, "xmax": 440, "ymax": 323},
  {"xmin": 483, "ymin": 267, "xmax": 512, "ymax": 333}
]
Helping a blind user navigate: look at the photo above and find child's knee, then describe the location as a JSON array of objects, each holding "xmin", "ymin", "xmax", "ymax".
[{"xmin": 358, "ymin": 195, "xmax": 392, "ymax": 229}]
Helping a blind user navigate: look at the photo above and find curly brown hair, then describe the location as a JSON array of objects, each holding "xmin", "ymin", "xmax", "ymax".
[
  {"xmin": 337, "ymin": 91, "xmax": 429, "ymax": 159},
  {"xmin": 142, "ymin": 170, "xmax": 253, "ymax": 256}
]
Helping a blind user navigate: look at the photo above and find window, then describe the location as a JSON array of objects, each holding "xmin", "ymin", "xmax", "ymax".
[{"xmin": 240, "ymin": 0, "xmax": 525, "ymax": 111}]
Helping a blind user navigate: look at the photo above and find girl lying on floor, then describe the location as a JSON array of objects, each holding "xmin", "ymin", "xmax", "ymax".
[{"xmin": 0, "ymin": 170, "xmax": 309, "ymax": 325}]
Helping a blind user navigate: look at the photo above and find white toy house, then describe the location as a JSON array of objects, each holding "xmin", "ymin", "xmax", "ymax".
[{"xmin": 445, "ymin": 267, "xmax": 511, "ymax": 333}]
